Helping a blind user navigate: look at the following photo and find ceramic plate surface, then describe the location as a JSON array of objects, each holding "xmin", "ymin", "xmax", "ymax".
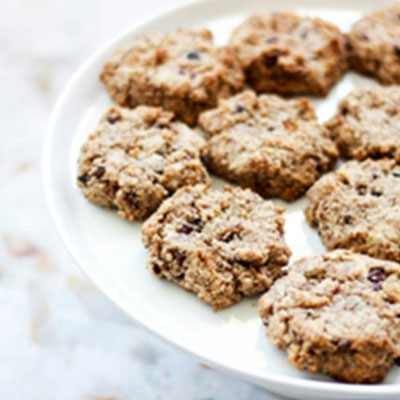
[{"xmin": 43, "ymin": 0, "xmax": 400, "ymax": 399}]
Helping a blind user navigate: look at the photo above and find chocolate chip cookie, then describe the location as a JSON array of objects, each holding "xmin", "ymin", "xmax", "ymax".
[
  {"xmin": 305, "ymin": 158, "xmax": 400, "ymax": 262},
  {"xmin": 199, "ymin": 90, "xmax": 338, "ymax": 202},
  {"xmin": 259, "ymin": 250, "xmax": 400, "ymax": 383},
  {"xmin": 325, "ymin": 86, "xmax": 400, "ymax": 161},
  {"xmin": 77, "ymin": 106, "xmax": 209, "ymax": 221},
  {"xmin": 142, "ymin": 184, "xmax": 291, "ymax": 310},
  {"xmin": 229, "ymin": 12, "xmax": 347, "ymax": 96},
  {"xmin": 347, "ymin": 4, "xmax": 400, "ymax": 85},
  {"xmin": 100, "ymin": 28, "xmax": 245, "ymax": 125}
]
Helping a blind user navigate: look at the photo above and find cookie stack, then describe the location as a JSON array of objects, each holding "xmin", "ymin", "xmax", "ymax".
[{"xmin": 76, "ymin": 4, "xmax": 400, "ymax": 384}]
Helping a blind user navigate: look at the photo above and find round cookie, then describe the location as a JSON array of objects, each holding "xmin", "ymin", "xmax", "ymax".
[
  {"xmin": 229, "ymin": 12, "xmax": 347, "ymax": 96},
  {"xmin": 199, "ymin": 90, "xmax": 338, "ymax": 202},
  {"xmin": 305, "ymin": 159, "xmax": 400, "ymax": 262},
  {"xmin": 100, "ymin": 28, "xmax": 244, "ymax": 126},
  {"xmin": 347, "ymin": 4, "xmax": 400, "ymax": 85},
  {"xmin": 77, "ymin": 106, "xmax": 209, "ymax": 221},
  {"xmin": 259, "ymin": 250, "xmax": 400, "ymax": 383},
  {"xmin": 142, "ymin": 184, "xmax": 291, "ymax": 311},
  {"xmin": 325, "ymin": 86, "xmax": 400, "ymax": 161}
]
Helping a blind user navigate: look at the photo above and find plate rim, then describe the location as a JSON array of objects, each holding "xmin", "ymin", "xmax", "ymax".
[{"xmin": 42, "ymin": 0, "xmax": 400, "ymax": 397}]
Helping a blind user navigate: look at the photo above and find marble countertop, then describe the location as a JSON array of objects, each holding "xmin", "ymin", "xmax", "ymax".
[{"xmin": 0, "ymin": 1, "xmax": 286, "ymax": 398}]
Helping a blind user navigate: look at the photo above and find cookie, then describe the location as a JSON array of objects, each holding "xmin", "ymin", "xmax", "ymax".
[
  {"xmin": 77, "ymin": 106, "xmax": 209, "ymax": 221},
  {"xmin": 229, "ymin": 12, "xmax": 347, "ymax": 96},
  {"xmin": 305, "ymin": 159, "xmax": 400, "ymax": 262},
  {"xmin": 142, "ymin": 184, "xmax": 291, "ymax": 310},
  {"xmin": 347, "ymin": 4, "xmax": 400, "ymax": 85},
  {"xmin": 199, "ymin": 90, "xmax": 338, "ymax": 202},
  {"xmin": 100, "ymin": 28, "xmax": 245, "ymax": 126},
  {"xmin": 259, "ymin": 250, "xmax": 400, "ymax": 383},
  {"xmin": 325, "ymin": 86, "xmax": 400, "ymax": 161}
]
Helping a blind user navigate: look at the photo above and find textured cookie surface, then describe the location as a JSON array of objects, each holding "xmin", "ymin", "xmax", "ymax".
[
  {"xmin": 347, "ymin": 4, "xmax": 400, "ymax": 84},
  {"xmin": 199, "ymin": 90, "xmax": 338, "ymax": 201},
  {"xmin": 326, "ymin": 86, "xmax": 400, "ymax": 161},
  {"xmin": 305, "ymin": 159, "xmax": 400, "ymax": 262},
  {"xmin": 142, "ymin": 184, "xmax": 291, "ymax": 310},
  {"xmin": 259, "ymin": 250, "xmax": 400, "ymax": 383},
  {"xmin": 77, "ymin": 106, "xmax": 209, "ymax": 221},
  {"xmin": 100, "ymin": 28, "xmax": 244, "ymax": 125},
  {"xmin": 229, "ymin": 12, "xmax": 347, "ymax": 96}
]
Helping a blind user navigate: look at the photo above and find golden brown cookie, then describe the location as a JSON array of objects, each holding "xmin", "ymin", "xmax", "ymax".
[
  {"xmin": 326, "ymin": 86, "xmax": 400, "ymax": 161},
  {"xmin": 230, "ymin": 12, "xmax": 347, "ymax": 96},
  {"xmin": 100, "ymin": 29, "xmax": 244, "ymax": 125},
  {"xmin": 77, "ymin": 106, "xmax": 209, "ymax": 221},
  {"xmin": 259, "ymin": 250, "xmax": 400, "ymax": 383},
  {"xmin": 305, "ymin": 159, "xmax": 400, "ymax": 262},
  {"xmin": 347, "ymin": 4, "xmax": 400, "ymax": 84},
  {"xmin": 200, "ymin": 90, "xmax": 338, "ymax": 201},
  {"xmin": 142, "ymin": 184, "xmax": 291, "ymax": 310}
]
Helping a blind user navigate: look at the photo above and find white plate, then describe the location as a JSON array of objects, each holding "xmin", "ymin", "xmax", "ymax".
[{"xmin": 43, "ymin": 0, "xmax": 400, "ymax": 399}]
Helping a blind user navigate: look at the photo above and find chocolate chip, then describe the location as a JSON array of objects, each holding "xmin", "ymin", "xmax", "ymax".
[
  {"xmin": 345, "ymin": 41, "xmax": 353, "ymax": 52},
  {"xmin": 177, "ymin": 224, "xmax": 193, "ymax": 234},
  {"xmin": 107, "ymin": 113, "xmax": 121, "ymax": 124},
  {"xmin": 173, "ymin": 250, "xmax": 186, "ymax": 266},
  {"xmin": 191, "ymin": 217, "xmax": 202, "ymax": 226},
  {"xmin": 125, "ymin": 192, "xmax": 138, "ymax": 209},
  {"xmin": 235, "ymin": 105, "xmax": 246, "ymax": 113},
  {"xmin": 264, "ymin": 52, "xmax": 279, "ymax": 68},
  {"xmin": 394, "ymin": 46, "xmax": 400, "ymax": 60},
  {"xmin": 174, "ymin": 273, "xmax": 185, "ymax": 280},
  {"xmin": 161, "ymin": 260, "xmax": 170, "ymax": 270},
  {"xmin": 152, "ymin": 263, "xmax": 161, "ymax": 274},
  {"xmin": 300, "ymin": 31, "xmax": 308, "ymax": 39},
  {"xmin": 344, "ymin": 215, "xmax": 352, "ymax": 224},
  {"xmin": 187, "ymin": 51, "xmax": 200, "ymax": 60},
  {"xmin": 393, "ymin": 171, "xmax": 400, "ymax": 178},
  {"xmin": 337, "ymin": 338, "xmax": 350, "ymax": 348},
  {"xmin": 78, "ymin": 175, "xmax": 90, "ymax": 185},
  {"xmin": 373, "ymin": 282, "xmax": 383, "ymax": 291},
  {"xmin": 395, "ymin": 357, "xmax": 400, "ymax": 366},
  {"xmin": 372, "ymin": 173, "xmax": 379, "ymax": 179},
  {"xmin": 388, "ymin": 108, "xmax": 398, "ymax": 116},
  {"xmin": 221, "ymin": 231, "xmax": 235, "ymax": 243},
  {"xmin": 368, "ymin": 267, "xmax": 386, "ymax": 283},
  {"xmin": 357, "ymin": 185, "xmax": 367, "ymax": 195},
  {"xmin": 201, "ymin": 155, "xmax": 210, "ymax": 166},
  {"xmin": 237, "ymin": 259, "xmax": 251, "ymax": 268},
  {"xmin": 266, "ymin": 36, "xmax": 278, "ymax": 43},
  {"xmin": 341, "ymin": 107, "xmax": 349, "ymax": 116},
  {"xmin": 371, "ymin": 189, "xmax": 382, "ymax": 197},
  {"xmin": 93, "ymin": 166, "xmax": 105, "ymax": 179}
]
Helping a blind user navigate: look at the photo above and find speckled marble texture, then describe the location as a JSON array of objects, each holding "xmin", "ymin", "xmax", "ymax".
[{"xmin": 0, "ymin": 1, "xmax": 284, "ymax": 399}]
